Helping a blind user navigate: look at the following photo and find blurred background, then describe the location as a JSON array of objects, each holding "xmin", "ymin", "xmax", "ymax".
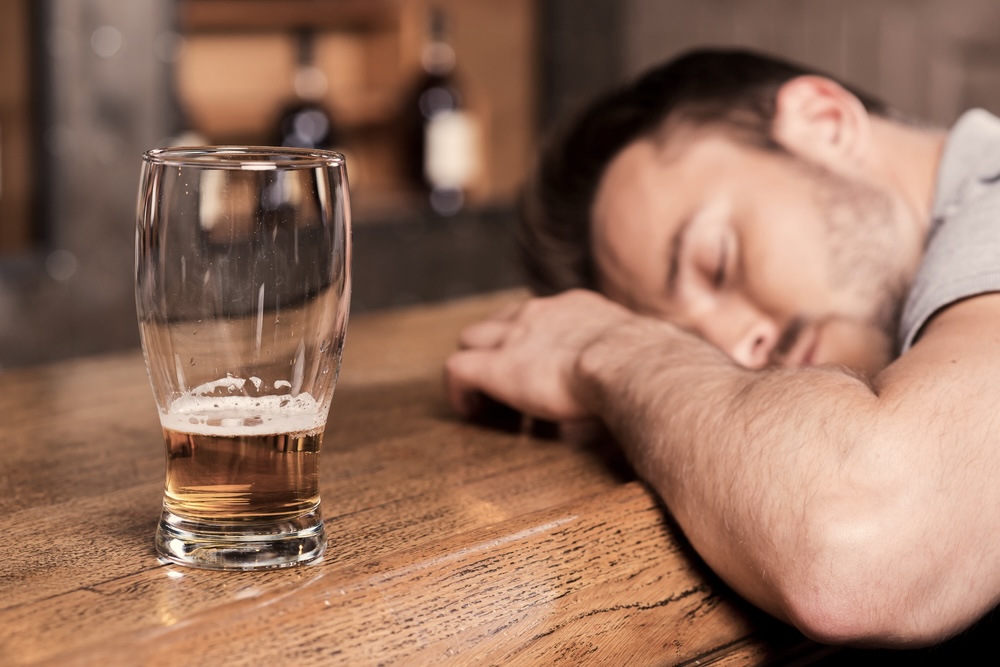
[{"xmin": 2, "ymin": 0, "xmax": 1000, "ymax": 370}]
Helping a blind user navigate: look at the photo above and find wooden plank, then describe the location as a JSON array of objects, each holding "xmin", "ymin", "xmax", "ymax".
[
  {"xmin": 0, "ymin": 292, "xmax": 821, "ymax": 666},
  {"xmin": 13, "ymin": 485, "xmax": 810, "ymax": 667},
  {"xmin": 179, "ymin": 0, "xmax": 400, "ymax": 33}
]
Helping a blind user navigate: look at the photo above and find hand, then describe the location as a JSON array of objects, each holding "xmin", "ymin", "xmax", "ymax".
[{"xmin": 444, "ymin": 289, "xmax": 635, "ymax": 422}]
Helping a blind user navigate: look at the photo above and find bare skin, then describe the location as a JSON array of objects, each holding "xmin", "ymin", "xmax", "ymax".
[{"xmin": 444, "ymin": 77, "xmax": 1000, "ymax": 646}]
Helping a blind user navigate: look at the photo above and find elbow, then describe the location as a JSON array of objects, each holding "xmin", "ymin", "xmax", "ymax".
[
  {"xmin": 782, "ymin": 575, "xmax": 966, "ymax": 649},
  {"xmin": 779, "ymin": 578, "xmax": 904, "ymax": 647},
  {"xmin": 773, "ymin": 512, "xmax": 970, "ymax": 648}
]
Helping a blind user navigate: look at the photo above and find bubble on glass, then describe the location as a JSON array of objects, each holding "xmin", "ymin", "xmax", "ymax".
[{"xmin": 91, "ymin": 25, "xmax": 123, "ymax": 58}]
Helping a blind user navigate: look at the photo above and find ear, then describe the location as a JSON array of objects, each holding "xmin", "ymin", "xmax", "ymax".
[{"xmin": 770, "ymin": 76, "xmax": 871, "ymax": 170}]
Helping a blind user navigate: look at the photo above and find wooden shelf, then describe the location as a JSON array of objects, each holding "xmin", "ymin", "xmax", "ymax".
[
  {"xmin": 179, "ymin": 0, "xmax": 400, "ymax": 33},
  {"xmin": 176, "ymin": 0, "xmax": 538, "ymax": 218}
]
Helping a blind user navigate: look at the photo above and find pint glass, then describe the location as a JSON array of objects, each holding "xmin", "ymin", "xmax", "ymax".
[{"xmin": 135, "ymin": 147, "xmax": 351, "ymax": 570}]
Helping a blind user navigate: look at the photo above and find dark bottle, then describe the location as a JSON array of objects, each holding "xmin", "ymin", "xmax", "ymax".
[
  {"xmin": 402, "ymin": 7, "xmax": 479, "ymax": 215},
  {"xmin": 274, "ymin": 28, "xmax": 338, "ymax": 150}
]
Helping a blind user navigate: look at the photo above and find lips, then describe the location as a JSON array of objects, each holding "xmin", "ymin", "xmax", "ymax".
[
  {"xmin": 794, "ymin": 326, "xmax": 820, "ymax": 368},
  {"xmin": 772, "ymin": 320, "xmax": 818, "ymax": 369}
]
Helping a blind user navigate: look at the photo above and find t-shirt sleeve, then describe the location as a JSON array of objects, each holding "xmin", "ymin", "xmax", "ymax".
[{"xmin": 899, "ymin": 179, "xmax": 1000, "ymax": 352}]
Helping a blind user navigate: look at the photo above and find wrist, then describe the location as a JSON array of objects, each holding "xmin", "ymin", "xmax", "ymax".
[
  {"xmin": 573, "ymin": 315, "xmax": 669, "ymax": 415},
  {"xmin": 574, "ymin": 315, "xmax": 742, "ymax": 414}
]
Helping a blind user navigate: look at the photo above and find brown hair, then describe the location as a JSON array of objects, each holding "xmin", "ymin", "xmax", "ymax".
[{"xmin": 517, "ymin": 48, "xmax": 893, "ymax": 296}]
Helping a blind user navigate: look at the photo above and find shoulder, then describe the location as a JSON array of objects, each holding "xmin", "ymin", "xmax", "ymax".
[{"xmin": 900, "ymin": 111, "xmax": 1000, "ymax": 351}]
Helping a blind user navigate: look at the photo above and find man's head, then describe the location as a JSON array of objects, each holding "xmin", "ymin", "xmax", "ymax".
[{"xmin": 520, "ymin": 48, "xmax": 935, "ymax": 375}]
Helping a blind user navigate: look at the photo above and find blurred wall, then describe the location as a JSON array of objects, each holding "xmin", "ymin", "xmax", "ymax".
[
  {"xmin": 0, "ymin": 0, "xmax": 175, "ymax": 370},
  {"xmin": 537, "ymin": 0, "xmax": 622, "ymax": 130},
  {"xmin": 0, "ymin": 0, "xmax": 533, "ymax": 370},
  {"xmin": 624, "ymin": 0, "xmax": 1000, "ymax": 126},
  {"xmin": 4, "ymin": 0, "xmax": 999, "ymax": 369}
]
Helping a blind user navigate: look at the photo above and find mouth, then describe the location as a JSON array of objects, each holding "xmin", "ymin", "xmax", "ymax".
[
  {"xmin": 773, "ymin": 319, "xmax": 819, "ymax": 369},
  {"xmin": 793, "ymin": 326, "xmax": 820, "ymax": 368}
]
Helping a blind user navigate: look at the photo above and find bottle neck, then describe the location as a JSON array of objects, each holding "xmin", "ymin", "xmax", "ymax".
[
  {"xmin": 421, "ymin": 41, "xmax": 455, "ymax": 78},
  {"xmin": 422, "ymin": 7, "xmax": 455, "ymax": 77},
  {"xmin": 292, "ymin": 28, "xmax": 328, "ymax": 102},
  {"xmin": 294, "ymin": 65, "xmax": 328, "ymax": 103}
]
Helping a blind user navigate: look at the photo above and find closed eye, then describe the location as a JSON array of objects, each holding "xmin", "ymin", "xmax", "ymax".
[{"xmin": 713, "ymin": 239, "xmax": 728, "ymax": 288}]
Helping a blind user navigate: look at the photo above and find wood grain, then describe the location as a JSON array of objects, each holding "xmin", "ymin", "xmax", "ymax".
[{"xmin": 0, "ymin": 291, "xmax": 819, "ymax": 666}]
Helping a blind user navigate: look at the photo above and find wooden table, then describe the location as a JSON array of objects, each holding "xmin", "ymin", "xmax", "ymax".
[{"xmin": 0, "ymin": 291, "xmax": 829, "ymax": 666}]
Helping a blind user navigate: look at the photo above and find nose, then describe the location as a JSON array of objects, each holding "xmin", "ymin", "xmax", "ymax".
[{"xmin": 696, "ymin": 297, "xmax": 779, "ymax": 370}]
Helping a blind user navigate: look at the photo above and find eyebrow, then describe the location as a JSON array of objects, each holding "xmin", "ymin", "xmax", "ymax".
[{"xmin": 666, "ymin": 217, "xmax": 692, "ymax": 297}]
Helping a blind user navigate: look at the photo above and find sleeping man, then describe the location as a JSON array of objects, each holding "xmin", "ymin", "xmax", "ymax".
[{"xmin": 445, "ymin": 48, "xmax": 1000, "ymax": 646}]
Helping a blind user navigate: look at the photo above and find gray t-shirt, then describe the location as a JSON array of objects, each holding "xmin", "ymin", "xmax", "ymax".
[{"xmin": 898, "ymin": 109, "xmax": 1000, "ymax": 351}]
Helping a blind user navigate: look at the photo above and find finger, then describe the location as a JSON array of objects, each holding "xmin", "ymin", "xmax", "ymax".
[
  {"xmin": 488, "ymin": 301, "xmax": 525, "ymax": 322},
  {"xmin": 443, "ymin": 350, "xmax": 494, "ymax": 417},
  {"xmin": 457, "ymin": 320, "xmax": 512, "ymax": 350}
]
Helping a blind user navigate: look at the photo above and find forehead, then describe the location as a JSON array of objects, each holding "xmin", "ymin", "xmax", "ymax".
[
  {"xmin": 590, "ymin": 132, "xmax": 742, "ymax": 308},
  {"xmin": 592, "ymin": 128, "xmax": 749, "ymax": 218},
  {"xmin": 591, "ymin": 129, "xmax": 748, "ymax": 234}
]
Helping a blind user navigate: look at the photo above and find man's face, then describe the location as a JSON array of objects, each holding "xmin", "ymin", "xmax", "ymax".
[{"xmin": 591, "ymin": 131, "xmax": 911, "ymax": 376}]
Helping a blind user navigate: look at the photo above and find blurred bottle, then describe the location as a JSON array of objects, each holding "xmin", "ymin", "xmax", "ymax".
[
  {"xmin": 274, "ymin": 28, "xmax": 338, "ymax": 150},
  {"xmin": 402, "ymin": 6, "xmax": 480, "ymax": 216}
]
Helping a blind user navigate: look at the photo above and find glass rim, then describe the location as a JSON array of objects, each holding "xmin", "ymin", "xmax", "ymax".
[{"xmin": 142, "ymin": 145, "xmax": 346, "ymax": 170}]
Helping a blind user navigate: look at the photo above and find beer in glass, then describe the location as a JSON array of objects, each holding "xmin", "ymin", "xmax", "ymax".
[{"xmin": 135, "ymin": 147, "xmax": 351, "ymax": 570}]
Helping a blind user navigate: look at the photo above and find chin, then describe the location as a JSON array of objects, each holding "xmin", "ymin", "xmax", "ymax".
[
  {"xmin": 817, "ymin": 322, "xmax": 895, "ymax": 379},
  {"xmin": 848, "ymin": 351, "xmax": 893, "ymax": 379}
]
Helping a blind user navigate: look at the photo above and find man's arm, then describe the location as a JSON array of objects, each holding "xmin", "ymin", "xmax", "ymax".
[{"xmin": 445, "ymin": 289, "xmax": 1000, "ymax": 646}]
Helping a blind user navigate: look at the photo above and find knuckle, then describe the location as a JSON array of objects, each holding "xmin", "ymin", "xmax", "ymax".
[{"xmin": 443, "ymin": 353, "xmax": 467, "ymax": 378}]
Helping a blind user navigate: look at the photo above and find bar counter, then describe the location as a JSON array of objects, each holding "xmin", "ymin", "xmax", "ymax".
[{"xmin": 0, "ymin": 290, "xmax": 828, "ymax": 666}]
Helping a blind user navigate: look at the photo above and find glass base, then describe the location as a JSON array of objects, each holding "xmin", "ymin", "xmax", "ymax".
[{"xmin": 155, "ymin": 505, "xmax": 327, "ymax": 571}]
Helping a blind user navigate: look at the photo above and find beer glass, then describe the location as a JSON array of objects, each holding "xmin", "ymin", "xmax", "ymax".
[{"xmin": 135, "ymin": 147, "xmax": 351, "ymax": 570}]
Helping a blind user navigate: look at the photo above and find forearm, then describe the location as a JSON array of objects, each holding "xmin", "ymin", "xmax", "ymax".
[
  {"xmin": 447, "ymin": 291, "xmax": 1000, "ymax": 644},
  {"xmin": 575, "ymin": 316, "xmax": 882, "ymax": 627}
]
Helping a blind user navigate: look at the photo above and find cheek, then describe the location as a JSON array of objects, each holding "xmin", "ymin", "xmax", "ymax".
[
  {"xmin": 737, "ymin": 190, "xmax": 843, "ymax": 313},
  {"xmin": 741, "ymin": 231, "xmax": 834, "ymax": 318}
]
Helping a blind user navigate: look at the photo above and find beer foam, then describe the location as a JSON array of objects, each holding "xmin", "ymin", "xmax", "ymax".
[{"xmin": 161, "ymin": 392, "xmax": 326, "ymax": 436}]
